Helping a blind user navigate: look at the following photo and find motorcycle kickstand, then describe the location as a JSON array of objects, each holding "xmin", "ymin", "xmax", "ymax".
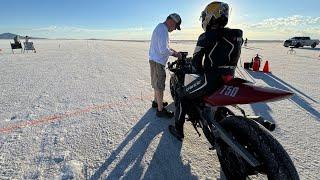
[{"xmin": 192, "ymin": 121, "xmax": 201, "ymax": 137}]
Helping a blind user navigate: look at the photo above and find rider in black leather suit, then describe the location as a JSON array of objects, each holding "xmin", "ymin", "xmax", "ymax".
[{"xmin": 169, "ymin": 1, "xmax": 243, "ymax": 141}]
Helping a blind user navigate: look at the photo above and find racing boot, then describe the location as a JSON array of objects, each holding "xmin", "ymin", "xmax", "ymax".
[{"xmin": 152, "ymin": 101, "xmax": 168, "ymax": 108}]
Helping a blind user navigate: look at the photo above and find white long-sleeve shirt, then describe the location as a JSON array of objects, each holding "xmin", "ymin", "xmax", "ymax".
[{"xmin": 149, "ymin": 23, "xmax": 173, "ymax": 65}]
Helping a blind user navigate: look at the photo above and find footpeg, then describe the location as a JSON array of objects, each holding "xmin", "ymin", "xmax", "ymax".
[{"xmin": 247, "ymin": 116, "xmax": 276, "ymax": 131}]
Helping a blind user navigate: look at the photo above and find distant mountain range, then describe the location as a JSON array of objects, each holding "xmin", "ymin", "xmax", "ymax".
[
  {"xmin": 0, "ymin": 33, "xmax": 285, "ymax": 42},
  {"xmin": 0, "ymin": 33, "xmax": 46, "ymax": 39}
]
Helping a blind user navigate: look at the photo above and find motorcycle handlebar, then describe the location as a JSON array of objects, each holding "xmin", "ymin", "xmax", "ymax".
[
  {"xmin": 167, "ymin": 51, "xmax": 189, "ymax": 72},
  {"xmin": 179, "ymin": 52, "xmax": 188, "ymax": 59},
  {"xmin": 167, "ymin": 61, "xmax": 177, "ymax": 69}
]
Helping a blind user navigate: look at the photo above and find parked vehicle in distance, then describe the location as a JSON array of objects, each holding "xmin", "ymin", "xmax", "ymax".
[{"xmin": 283, "ymin": 37, "xmax": 319, "ymax": 48}]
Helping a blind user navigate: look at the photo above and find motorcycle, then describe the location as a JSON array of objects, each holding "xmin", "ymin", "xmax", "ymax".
[{"xmin": 168, "ymin": 52, "xmax": 299, "ymax": 180}]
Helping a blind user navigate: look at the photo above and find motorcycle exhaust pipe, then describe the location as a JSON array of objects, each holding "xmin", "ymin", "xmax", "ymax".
[{"xmin": 247, "ymin": 116, "xmax": 276, "ymax": 131}]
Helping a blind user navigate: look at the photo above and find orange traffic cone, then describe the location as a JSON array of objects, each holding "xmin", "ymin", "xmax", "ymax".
[{"xmin": 263, "ymin": 60, "xmax": 270, "ymax": 73}]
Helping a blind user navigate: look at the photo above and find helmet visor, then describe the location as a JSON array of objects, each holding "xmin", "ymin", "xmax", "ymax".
[
  {"xmin": 219, "ymin": 3, "xmax": 229, "ymax": 18},
  {"xmin": 200, "ymin": 11, "xmax": 206, "ymax": 22}
]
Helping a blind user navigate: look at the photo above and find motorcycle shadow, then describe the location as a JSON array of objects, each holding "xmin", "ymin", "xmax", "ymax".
[
  {"xmin": 247, "ymin": 71, "xmax": 319, "ymax": 120},
  {"xmin": 298, "ymin": 47, "xmax": 320, "ymax": 51},
  {"xmin": 90, "ymin": 104, "xmax": 198, "ymax": 180},
  {"xmin": 292, "ymin": 54, "xmax": 320, "ymax": 60}
]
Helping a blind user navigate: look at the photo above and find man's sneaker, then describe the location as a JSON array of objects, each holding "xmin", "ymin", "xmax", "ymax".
[
  {"xmin": 156, "ymin": 108, "xmax": 174, "ymax": 118},
  {"xmin": 152, "ymin": 101, "xmax": 168, "ymax": 108},
  {"xmin": 168, "ymin": 125, "xmax": 184, "ymax": 141}
]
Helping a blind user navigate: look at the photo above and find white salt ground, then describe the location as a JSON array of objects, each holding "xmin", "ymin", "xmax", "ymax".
[{"xmin": 0, "ymin": 40, "xmax": 319, "ymax": 179}]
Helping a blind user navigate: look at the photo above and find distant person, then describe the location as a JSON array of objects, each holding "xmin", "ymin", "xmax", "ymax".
[
  {"xmin": 149, "ymin": 13, "xmax": 182, "ymax": 118},
  {"xmin": 13, "ymin": 35, "xmax": 20, "ymax": 45},
  {"xmin": 23, "ymin": 35, "xmax": 36, "ymax": 53},
  {"xmin": 244, "ymin": 38, "xmax": 248, "ymax": 46},
  {"xmin": 25, "ymin": 36, "xmax": 30, "ymax": 43}
]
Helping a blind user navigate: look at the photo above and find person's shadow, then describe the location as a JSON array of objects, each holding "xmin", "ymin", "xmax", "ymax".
[
  {"xmin": 247, "ymin": 71, "xmax": 319, "ymax": 120},
  {"xmin": 90, "ymin": 104, "xmax": 197, "ymax": 180}
]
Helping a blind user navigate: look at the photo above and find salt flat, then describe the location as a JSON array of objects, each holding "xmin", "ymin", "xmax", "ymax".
[{"xmin": 0, "ymin": 39, "xmax": 319, "ymax": 179}]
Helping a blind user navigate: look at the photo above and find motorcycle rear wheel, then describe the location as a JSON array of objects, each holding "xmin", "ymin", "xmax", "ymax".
[{"xmin": 215, "ymin": 116, "xmax": 299, "ymax": 180}]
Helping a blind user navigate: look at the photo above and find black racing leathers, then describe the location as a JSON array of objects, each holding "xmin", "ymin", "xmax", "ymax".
[{"xmin": 174, "ymin": 28, "xmax": 243, "ymax": 132}]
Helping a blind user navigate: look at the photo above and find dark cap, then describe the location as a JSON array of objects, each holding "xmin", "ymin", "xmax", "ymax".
[{"xmin": 168, "ymin": 13, "xmax": 181, "ymax": 30}]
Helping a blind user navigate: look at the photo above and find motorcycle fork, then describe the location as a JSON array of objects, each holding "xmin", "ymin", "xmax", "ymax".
[{"xmin": 200, "ymin": 105, "xmax": 260, "ymax": 168}]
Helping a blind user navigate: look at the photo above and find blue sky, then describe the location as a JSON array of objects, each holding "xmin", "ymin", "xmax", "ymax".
[{"xmin": 1, "ymin": 0, "xmax": 319, "ymax": 40}]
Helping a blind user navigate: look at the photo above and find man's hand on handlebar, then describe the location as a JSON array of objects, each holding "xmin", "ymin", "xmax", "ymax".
[{"xmin": 172, "ymin": 51, "xmax": 182, "ymax": 59}]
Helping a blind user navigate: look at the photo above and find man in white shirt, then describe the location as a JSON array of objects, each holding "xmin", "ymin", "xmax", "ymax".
[{"xmin": 149, "ymin": 13, "xmax": 182, "ymax": 118}]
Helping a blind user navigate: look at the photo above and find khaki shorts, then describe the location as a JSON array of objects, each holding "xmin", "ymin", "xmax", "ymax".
[{"xmin": 149, "ymin": 60, "xmax": 166, "ymax": 91}]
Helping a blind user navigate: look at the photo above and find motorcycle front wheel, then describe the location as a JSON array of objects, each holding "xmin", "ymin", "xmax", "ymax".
[
  {"xmin": 215, "ymin": 116, "xmax": 299, "ymax": 180},
  {"xmin": 169, "ymin": 75, "xmax": 177, "ymax": 100}
]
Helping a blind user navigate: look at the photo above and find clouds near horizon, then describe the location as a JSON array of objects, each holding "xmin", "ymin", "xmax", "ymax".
[{"xmin": 1, "ymin": 15, "xmax": 319, "ymax": 40}]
